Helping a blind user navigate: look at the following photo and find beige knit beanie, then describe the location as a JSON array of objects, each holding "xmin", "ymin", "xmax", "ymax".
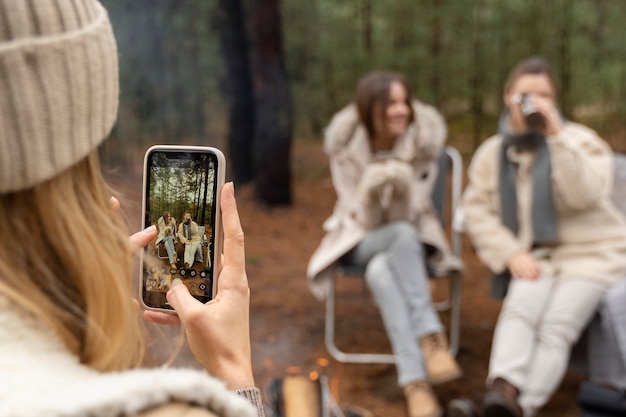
[{"xmin": 0, "ymin": 0, "xmax": 118, "ymax": 193}]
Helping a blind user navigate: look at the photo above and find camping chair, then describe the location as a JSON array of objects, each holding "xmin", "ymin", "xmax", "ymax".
[
  {"xmin": 574, "ymin": 153, "xmax": 626, "ymax": 416},
  {"xmin": 324, "ymin": 146, "xmax": 464, "ymax": 364},
  {"xmin": 200, "ymin": 226, "xmax": 213, "ymax": 278},
  {"xmin": 156, "ymin": 226, "xmax": 178, "ymax": 261},
  {"xmin": 156, "ymin": 238, "xmax": 178, "ymax": 260}
]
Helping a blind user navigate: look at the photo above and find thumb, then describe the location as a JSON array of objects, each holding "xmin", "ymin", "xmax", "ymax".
[
  {"xmin": 128, "ymin": 225, "xmax": 157, "ymax": 253},
  {"xmin": 166, "ymin": 279, "xmax": 198, "ymax": 320}
]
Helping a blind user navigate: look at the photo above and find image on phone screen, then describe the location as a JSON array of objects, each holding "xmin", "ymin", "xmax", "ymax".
[{"xmin": 141, "ymin": 148, "xmax": 221, "ymax": 311}]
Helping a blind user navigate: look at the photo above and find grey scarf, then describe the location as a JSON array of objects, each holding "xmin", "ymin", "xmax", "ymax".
[{"xmin": 491, "ymin": 112, "xmax": 558, "ymax": 299}]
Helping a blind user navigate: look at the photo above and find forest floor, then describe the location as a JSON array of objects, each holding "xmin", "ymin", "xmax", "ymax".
[{"xmin": 116, "ymin": 137, "xmax": 588, "ymax": 417}]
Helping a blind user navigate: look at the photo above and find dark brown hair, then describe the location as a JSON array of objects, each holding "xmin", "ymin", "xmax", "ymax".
[
  {"xmin": 504, "ymin": 56, "xmax": 558, "ymax": 94},
  {"xmin": 354, "ymin": 71, "xmax": 415, "ymax": 138}
]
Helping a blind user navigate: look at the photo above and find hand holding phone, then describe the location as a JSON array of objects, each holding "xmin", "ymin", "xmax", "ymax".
[
  {"xmin": 140, "ymin": 145, "xmax": 225, "ymax": 312},
  {"xmin": 144, "ymin": 182, "xmax": 255, "ymax": 389}
]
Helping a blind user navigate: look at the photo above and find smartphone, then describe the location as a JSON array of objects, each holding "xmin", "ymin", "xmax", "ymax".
[{"xmin": 140, "ymin": 145, "xmax": 226, "ymax": 312}]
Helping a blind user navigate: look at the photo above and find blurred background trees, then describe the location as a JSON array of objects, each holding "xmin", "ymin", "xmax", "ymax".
[{"xmin": 100, "ymin": 0, "xmax": 626, "ymax": 204}]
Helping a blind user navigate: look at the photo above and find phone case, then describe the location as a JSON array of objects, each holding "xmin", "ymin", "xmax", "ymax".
[{"xmin": 140, "ymin": 145, "xmax": 226, "ymax": 313}]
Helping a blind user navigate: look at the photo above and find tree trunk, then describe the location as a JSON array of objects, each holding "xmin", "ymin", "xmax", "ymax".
[
  {"xmin": 592, "ymin": 0, "xmax": 607, "ymax": 70},
  {"xmin": 470, "ymin": 0, "xmax": 485, "ymax": 149},
  {"xmin": 248, "ymin": 0, "xmax": 293, "ymax": 205},
  {"xmin": 496, "ymin": 0, "xmax": 510, "ymax": 114},
  {"xmin": 431, "ymin": 0, "xmax": 442, "ymax": 107},
  {"xmin": 216, "ymin": 0, "xmax": 255, "ymax": 184},
  {"xmin": 558, "ymin": 0, "xmax": 572, "ymax": 118},
  {"xmin": 361, "ymin": 0, "xmax": 372, "ymax": 52}
]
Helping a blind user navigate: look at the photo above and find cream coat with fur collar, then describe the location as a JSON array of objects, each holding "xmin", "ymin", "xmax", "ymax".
[
  {"xmin": 0, "ymin": 295, "xmax": 258, "ymax": 417},
  {"xmin": 307, "ymin": 101, "xmax": 463, "ymax": 300}
]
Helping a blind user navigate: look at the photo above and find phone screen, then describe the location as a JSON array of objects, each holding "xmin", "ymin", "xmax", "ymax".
[{"xmin": 141, "ymin": 147, "xmax": 224, "ymax": 311}]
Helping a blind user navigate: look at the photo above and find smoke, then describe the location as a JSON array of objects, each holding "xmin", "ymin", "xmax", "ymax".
[{"xmin": 100, "ymin": 0, "xmax": 227, "ymax": 154}]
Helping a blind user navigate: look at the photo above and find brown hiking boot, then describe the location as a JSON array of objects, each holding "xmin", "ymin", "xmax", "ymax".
[
  {"xmin": 404, "ymin": 381, "xmax": 443, "ymax": 417},
  {"xmin": 419, "ymin": 332, "xmax": 463, "ymax": 384},
  {"xmin": 482, "ymin": 378, "xmax": 522, "ymax": 417}
]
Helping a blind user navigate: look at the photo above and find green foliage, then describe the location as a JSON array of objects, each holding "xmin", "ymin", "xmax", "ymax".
[
  {"xmin": 283, "ymin": 0, "xmax": 626, "ymax": 150},
  {"xmin": 99, "ymin": 0, "xmax": 626, "ymax": 158},
  {"xmin": 148, "ymin": 154, "xmax": 216, "ymax": 227}
]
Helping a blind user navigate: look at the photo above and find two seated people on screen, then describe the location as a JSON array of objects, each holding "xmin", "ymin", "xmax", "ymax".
[
  {"xmin": 156, "ymin": 211, "xmax": 204, "ymax": 273},
  {"xmin": 178, "ymin": 211, "xmax": 204, "ymax": 270}
]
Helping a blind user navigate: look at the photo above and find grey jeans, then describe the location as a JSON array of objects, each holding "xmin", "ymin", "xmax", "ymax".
[
  {"xmin": 163, "ymin": 236, "xmax": 177, "ymax": 264},
  {"xmin": 341, "ymin": 221, "xmax": 444, "ymax": 386}
]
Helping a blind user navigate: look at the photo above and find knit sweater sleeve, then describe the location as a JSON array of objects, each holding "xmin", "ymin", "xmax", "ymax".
[
  {"xmin": 234, "ymin": 387, "xmax": 266, "ymax": 417},
  {"xmin": 549, "ymin": 122, "xmax": 614, "ymax": 211}
]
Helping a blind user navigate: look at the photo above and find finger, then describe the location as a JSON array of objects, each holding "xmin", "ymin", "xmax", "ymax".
[
  {"xmin": 529, "ymin": 265, "xmax": 540, "ymax": 280},
  {"xmin": 129, "ymin": 225, "xmax": 157, "ymax": 253},
  {"xmin": 519, "ymin": 260, "xmax": 533, "ymax": 278},
  {"xmin": 166, "ymin": 279, "xmax": 201, "ymax": 322},
  {"xmin": 523, "ymin": 268, "xmax": 535, "ymax": 280},
  {"xmin": 143, "ymin": 309, "xmax": 182, "ymax": 326},
  {"xmin": 110, "ymin": 196, "xmax": 121, "ymax": 212},
  {"xmin": 522, "ymin": 260, "xmax": 539, "ymax": 280},
  {"xmin": 511, "ymin": 259, "xmax": 532, "ymax": 280},
  {"xmin": 220, "ymin": 182, "xmax": 246, "ymax": 283}
]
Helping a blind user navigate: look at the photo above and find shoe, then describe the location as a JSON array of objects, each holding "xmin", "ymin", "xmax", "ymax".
[
  {"xmin": 447, "ymin": 398, "xmax": 480, "ymax": 417},
  {"xmin": 403, "ymin": 380, "xmax": 443, "ymax": 417},
  {"xmin": 344, "ymin": 406, "xmax": 375, "ymax": 417},
  {"xmin": 482, "ymin": 378, "xmax": 522, "ymax": 417},
  {"xmin": 419, "ymin": 332, "xmax": 463, "ymax": 384}
]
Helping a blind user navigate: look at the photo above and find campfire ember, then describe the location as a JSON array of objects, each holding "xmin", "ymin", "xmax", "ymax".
[
  {"xmin": 286, "ymin": 365, "xmax": 301, "ymax": 375},
  {"xmin": 316, "ymin": 357, "xmax": 330, "ymax": 367}
]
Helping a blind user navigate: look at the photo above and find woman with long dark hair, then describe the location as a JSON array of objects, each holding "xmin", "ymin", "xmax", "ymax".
[{"xmin": 308, "ymin": 71, "xmax": 463, "ymax": 417}]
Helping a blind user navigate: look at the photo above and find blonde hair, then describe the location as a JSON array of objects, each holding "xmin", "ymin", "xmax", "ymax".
[{"xmin": 0, "ymin": 151, "xmax": 145, "ymax": 371}]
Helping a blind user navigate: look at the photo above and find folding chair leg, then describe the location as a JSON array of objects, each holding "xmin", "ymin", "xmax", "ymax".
[
  {"xmin": 448, "ymin": 272, "xmax": 461, "ymax": 357},
  {"xmin": 325, "ymin": 276, "xmax": 395, "ymax": 364},
  {"xmin": 325, "ymin": 271, "xmax": 461, "ymax": 363}
]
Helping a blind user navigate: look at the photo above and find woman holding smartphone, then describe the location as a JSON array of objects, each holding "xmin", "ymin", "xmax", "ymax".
[
  {"xmin": 0, "ymin": 1, "xmax": 263, "ymax": 416},
  {"xmin": 307, "ymin": 71, "xmax": 463, "ymax": 417}
]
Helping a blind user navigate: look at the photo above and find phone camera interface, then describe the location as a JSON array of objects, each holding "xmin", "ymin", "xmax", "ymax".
[{"xmin": 143, "ymin": 150, "xmax": 218, "ymax": 309}]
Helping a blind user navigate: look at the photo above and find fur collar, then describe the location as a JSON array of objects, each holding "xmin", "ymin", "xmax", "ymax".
[
  {"xmin": 0, "ymin": 296, "xmax": 256, "ymax": 417},
  {"xmin": 323, "ymin": 100, "xmax": 446, "ymax": 160}
]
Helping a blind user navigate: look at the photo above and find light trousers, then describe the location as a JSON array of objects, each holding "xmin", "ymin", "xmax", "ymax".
[
  {"xmin": 342, "ymin": 221, "xmax": 444, "ymax": 386},
  {"xmin": 163, "ymin": 236, "xmax": 177, "ymax": 264},
  {"xmin": 488, "ymin": 276, "xmax": 608, "ymax": 416},
  {"xmin": 183, "ymin": 242, "xmax": 202, "ymax": 267}
]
